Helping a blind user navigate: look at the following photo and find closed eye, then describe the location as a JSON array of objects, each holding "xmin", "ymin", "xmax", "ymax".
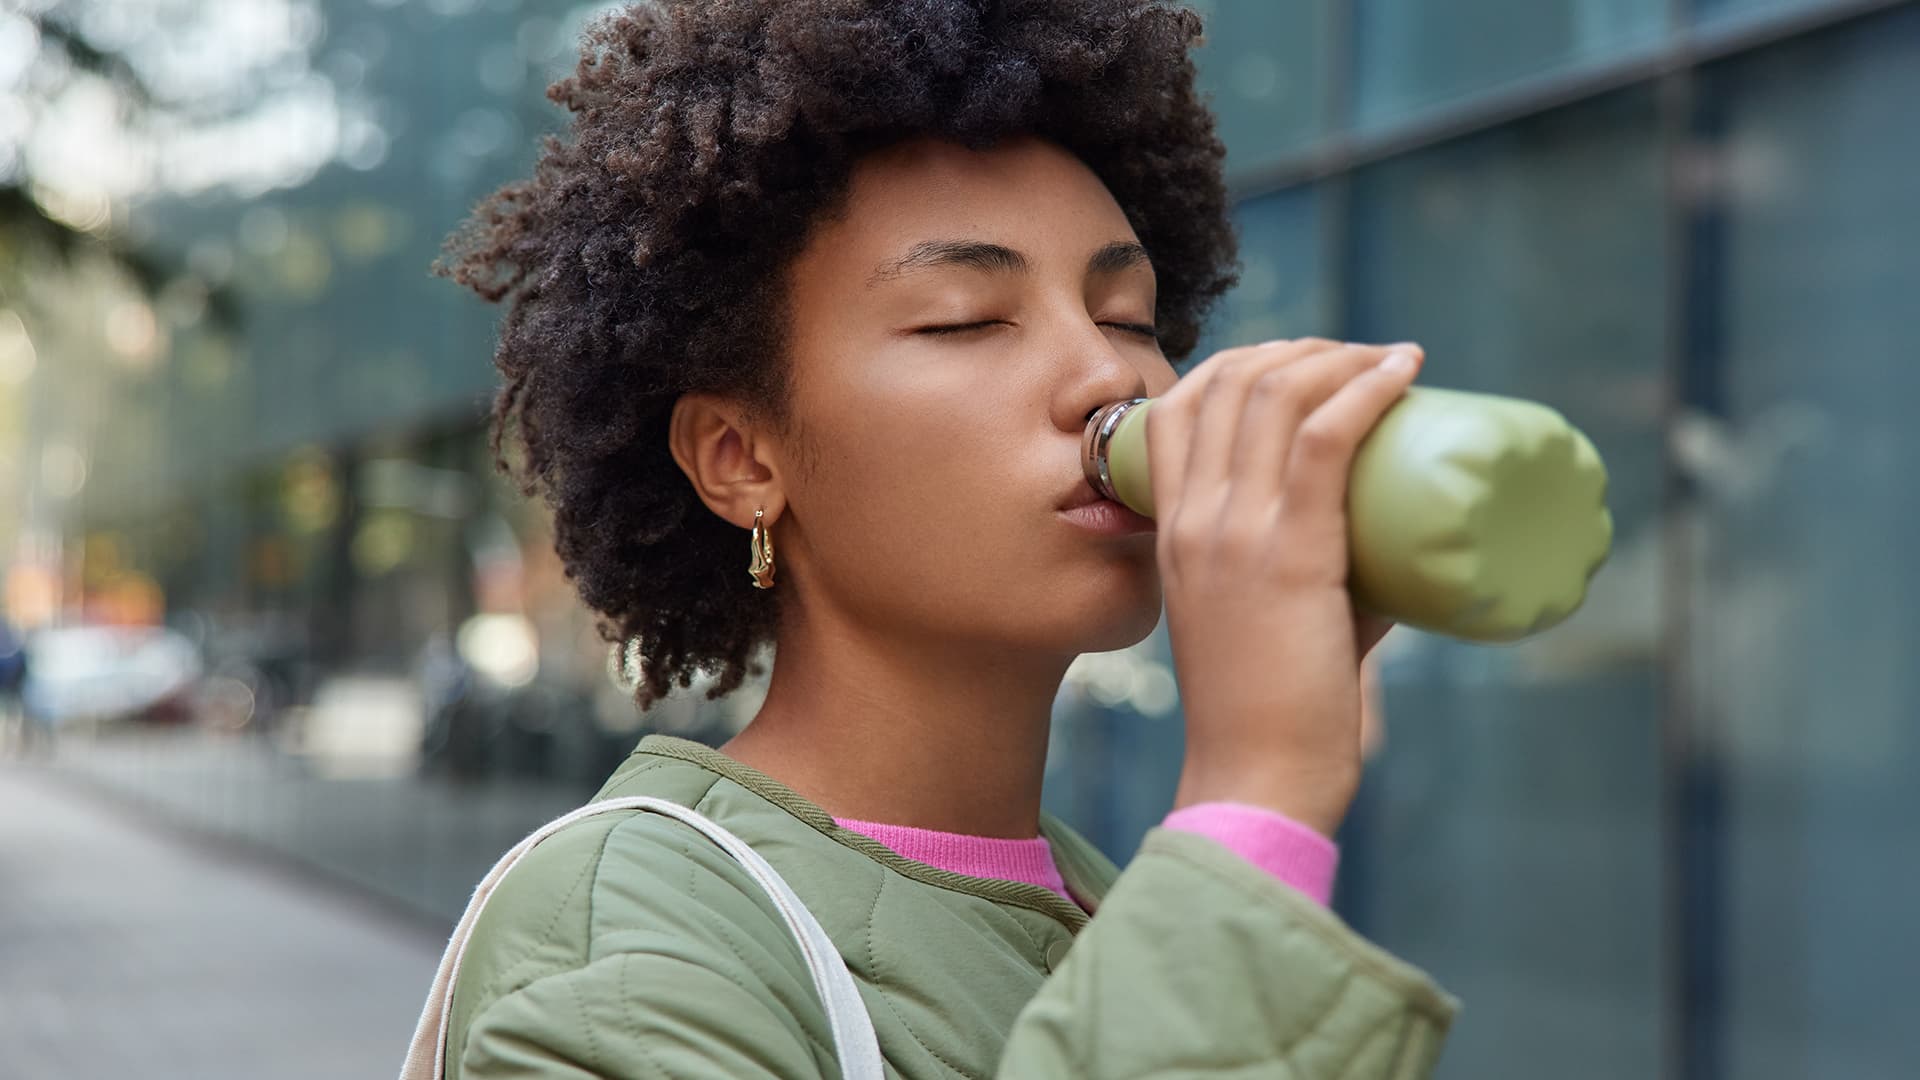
[
  {"xmin": 915, "ymin": 321, "xmax": 1009, "ymax": 336},
  {"xmin": 915, "ymin": 321, "xmax": 1159, "ymax": 338}
]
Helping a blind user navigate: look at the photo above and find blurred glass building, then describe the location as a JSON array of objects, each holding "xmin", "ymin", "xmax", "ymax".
[{"xmin": 3, "ymin": 1, "xmax": 1917, "ymax": 1078}]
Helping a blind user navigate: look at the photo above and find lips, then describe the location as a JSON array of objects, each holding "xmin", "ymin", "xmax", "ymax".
[{"xmin": 1059, "ymin": 496, "xmax": 1156, "ymax": 536}]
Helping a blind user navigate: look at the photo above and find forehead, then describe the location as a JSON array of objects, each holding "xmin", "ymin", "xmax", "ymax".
[{"xmin": 808, "ymin": 135, "xmax": 1138, "ymax": 271}]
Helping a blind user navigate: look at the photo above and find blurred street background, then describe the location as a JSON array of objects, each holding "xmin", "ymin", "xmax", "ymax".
[{"xmin": 1, "ymin": 0, "xmax": 1916, "ymax": 1077}]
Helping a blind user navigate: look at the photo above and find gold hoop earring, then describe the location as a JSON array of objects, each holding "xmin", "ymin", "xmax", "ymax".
[{"xmin": 749, "ymin": 508, "xmax": 776, "ymax": 589}]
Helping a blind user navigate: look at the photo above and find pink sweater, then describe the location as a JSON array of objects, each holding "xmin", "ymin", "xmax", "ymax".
[{"xmin": 835, "ymin": 802, "xmax": 1338, "ymax": 909}]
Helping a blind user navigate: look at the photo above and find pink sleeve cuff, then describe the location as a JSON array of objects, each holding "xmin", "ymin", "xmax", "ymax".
[{"xmin": 1162, "ymin": 802, "xmax": 1341, "ymax": 907}]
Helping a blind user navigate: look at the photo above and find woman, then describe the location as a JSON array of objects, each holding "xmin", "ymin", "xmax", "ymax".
[{"xmin": 429, "ymin": 1, "xmax": 1458, "ymax": 1075}]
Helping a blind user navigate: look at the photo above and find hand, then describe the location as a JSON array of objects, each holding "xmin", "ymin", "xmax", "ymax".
[{"xmin": 1152, "ymin": 338, "xmax": 1424, "ymax": 839}]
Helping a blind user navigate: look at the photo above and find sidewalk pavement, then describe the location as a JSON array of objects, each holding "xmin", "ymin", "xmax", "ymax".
[{"xmin": 0, "ymin": 764, "xmax": 446, "ymax": 1080}]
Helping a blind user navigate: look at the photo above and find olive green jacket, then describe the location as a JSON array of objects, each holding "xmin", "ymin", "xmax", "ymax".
[{"xmin": 445, "ymin": 735, "xmax": 1459, "ymax": 1078}]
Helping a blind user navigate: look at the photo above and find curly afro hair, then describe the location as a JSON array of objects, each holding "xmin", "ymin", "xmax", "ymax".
[{"xmin": 434, "ymin": 0, "xmax": 1238, "ymax": 710}]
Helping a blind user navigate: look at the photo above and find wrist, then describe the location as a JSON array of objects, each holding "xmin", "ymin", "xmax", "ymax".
[{"xmin": 1173, "ymin": 763, "xmax": 1359, "ymax": 841}]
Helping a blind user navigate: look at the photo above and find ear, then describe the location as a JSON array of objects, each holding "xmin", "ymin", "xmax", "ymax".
[{"xmin": 668, "ymin": 392, "xmax": 784, "ymax": 527}]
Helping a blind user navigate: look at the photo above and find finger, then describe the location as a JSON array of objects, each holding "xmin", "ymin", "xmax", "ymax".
[
  {"xmin": 1358, "ymin": 654, "xmax": 1389, "ymax": 759},
  {"xmin": 1176, "ymin": 338, "xmax": 1342, "ymax": 520},
  {"xmin": 1228, "ymin": 342, "xmax": 1416, "ymax": 508},
  {"xmin": 1282, "ymin": 347, "xmax": 1425, "ymax": 525},
  {"xmin": 1147, "ymin": 338, "xmax": 1323, "ymax": 522}
]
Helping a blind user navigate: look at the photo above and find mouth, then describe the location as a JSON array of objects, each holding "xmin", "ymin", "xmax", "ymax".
[{"xmin": 1057, "ymin": 494, "xmax": 1156, "ymax": 536}]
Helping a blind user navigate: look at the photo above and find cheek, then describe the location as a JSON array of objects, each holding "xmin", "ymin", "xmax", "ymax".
[
  {"xmin": 794, "ymin": 356, "xmax": 1015, "ymax": 536},
  {"xmin": 794, "ymin": 398, "xmax": 1036, "ymax": 608},
  {"xmin": 804, "ymin": 407, "xmax": 1010, "ymax": 563}
]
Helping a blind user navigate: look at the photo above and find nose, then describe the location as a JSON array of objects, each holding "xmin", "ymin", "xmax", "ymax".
[{"xmin": 1056, "ymin": 328, "xmax": 1154, "ymax": 435}]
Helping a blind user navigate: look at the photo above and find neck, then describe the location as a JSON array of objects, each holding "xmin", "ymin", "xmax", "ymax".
[{"xmin": 721, "ymin": 607, "xmax": 1069, "ymax": 839}]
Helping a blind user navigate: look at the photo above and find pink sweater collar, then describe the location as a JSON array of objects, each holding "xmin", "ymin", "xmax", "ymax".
[{"xmin": 834, "ymin": 816, "xmax": 1070, "ymax": 899}]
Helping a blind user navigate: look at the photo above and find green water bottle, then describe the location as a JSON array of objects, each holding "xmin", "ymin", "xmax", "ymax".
[{"xmin": 1081, "ymin": 386, "xmax": 1614, "ymax": 643}]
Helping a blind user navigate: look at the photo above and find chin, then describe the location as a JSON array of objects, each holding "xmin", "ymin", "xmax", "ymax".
[
  {"xmin": 1079, "ymin": 601, "xmax": 1161, "ymax": 653},
  {"xmin": 1036, "ymin": 563, "xmax": 1163, "ymax": 654}
]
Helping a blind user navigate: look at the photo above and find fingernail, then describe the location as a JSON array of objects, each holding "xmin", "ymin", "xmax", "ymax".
[{"xmin": 1379, "ymin": 350, "xmax": 1419, "ymax": 374}]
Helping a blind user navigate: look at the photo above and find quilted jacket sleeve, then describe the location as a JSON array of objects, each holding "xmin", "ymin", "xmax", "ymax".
[
  {"xmin": 997, "ymin": 827, "xmax": 1459, "ymax": 1078},
  {"xmin": 455, "ymin": 818, "xmax": 1458, "ymax": 1080}
]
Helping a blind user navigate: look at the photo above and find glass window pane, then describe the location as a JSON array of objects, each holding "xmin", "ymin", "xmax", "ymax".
[
  {"xmin": 1189, "ymin": 0, "xmax": 1336, "ymax": 177},
  {"xmin": 1695, "ymin": 0, "xmax": 1848, "ymax": 30},
  {"xmin": 1201, "ymin": 185, "xmax": 1333, "ymax": 355},
  {"xmin": 138, "ymin": 2, "xmax": 522, "ymax": 461},
  {"xmin": 1353, "ymin": 0, "xmax": 1667, "ymax": 133},
  {"xmin": 1344, "ymin": 88, "xmax": 1669, "ymax": 1080},
  {"xmin": 1695, "ymin": 9, "xmax": 1920, "ymax": 1078}
]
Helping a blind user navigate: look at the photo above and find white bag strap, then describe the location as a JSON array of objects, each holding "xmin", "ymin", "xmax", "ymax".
[{"xmin": 399, "ymin": 796, "xmax": 884, "ymax": 1080}]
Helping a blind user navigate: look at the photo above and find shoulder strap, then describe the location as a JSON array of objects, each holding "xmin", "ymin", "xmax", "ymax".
[{"xmin": 399, "ymin": 795, "xmax": 884, "ymax": 1080}]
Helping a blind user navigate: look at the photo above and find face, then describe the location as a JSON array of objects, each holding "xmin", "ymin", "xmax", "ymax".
[{"xmin": 773, "ymin": 134, "xmax": 1178, "ymax": 658}]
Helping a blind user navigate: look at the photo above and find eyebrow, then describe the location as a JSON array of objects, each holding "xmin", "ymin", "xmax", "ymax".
[{"xmin": 866, "ymin": 239, "xmax": 1151, "ymax": 287}]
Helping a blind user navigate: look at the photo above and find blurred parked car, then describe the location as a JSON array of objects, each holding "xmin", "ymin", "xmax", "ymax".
[{"xmin": 21, "ymin": 624, "xmax": 203, "ymax": 730}]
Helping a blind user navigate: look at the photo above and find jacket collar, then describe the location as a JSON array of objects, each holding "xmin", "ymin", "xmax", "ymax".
[{"xmin": 616, "ymin": 734, "xmax": 1108, "ymax": 932}]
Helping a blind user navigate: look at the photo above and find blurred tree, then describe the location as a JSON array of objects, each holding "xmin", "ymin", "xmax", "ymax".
[
  {"xmin": 1, "ymin": 6, "xmax": 237, "ymax": 322},
  {"xmin": 0, "ymin": 0, "xmax": 353, "ymax": 625},
  {"xmin": 0, "ymin": 0, "xmax": 352, "ymax": 324}
]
